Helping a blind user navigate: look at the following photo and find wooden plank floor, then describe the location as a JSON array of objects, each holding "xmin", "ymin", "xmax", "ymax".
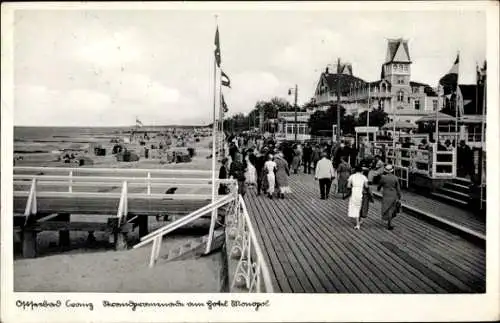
[
  {"xmin": 244, "ymin": 173, "xmax": 486, "ymax": 293},
  {"xmin": 370, "ymin": 185, "xmax": 485, "ymax": 234}
]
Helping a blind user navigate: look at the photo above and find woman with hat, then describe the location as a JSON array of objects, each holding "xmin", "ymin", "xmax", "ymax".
[{"xmin": 377, "ymin": 164, "xmax": 402, "ymax": 230}]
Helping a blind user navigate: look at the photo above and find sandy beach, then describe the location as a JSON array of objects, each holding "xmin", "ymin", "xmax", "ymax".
[{"xmin": 13, "ymin": 127, "xmax": 225, "ymax": 292}]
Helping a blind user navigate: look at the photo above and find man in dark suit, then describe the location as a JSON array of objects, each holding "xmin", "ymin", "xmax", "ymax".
[
  {"xmin": 302, "ymin": 143, "xmax": 313, "ymax": 174},
  {"xmin": 255, "ymin": 148, "xmax": 268, "ymax": 195}
]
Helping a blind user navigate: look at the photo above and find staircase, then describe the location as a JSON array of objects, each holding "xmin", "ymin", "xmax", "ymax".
[
  {"xmin": 160, "ymin": 229, "xmax": 225, "ymax": 263},
  {"xmin": 432, "ymin": 177, "xmax": 472, "ymax": 207}
]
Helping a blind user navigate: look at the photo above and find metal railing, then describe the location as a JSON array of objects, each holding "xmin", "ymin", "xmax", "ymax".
[{"xmin": 226, "ymin": 195, "xmax": 274, "ymax": 293}]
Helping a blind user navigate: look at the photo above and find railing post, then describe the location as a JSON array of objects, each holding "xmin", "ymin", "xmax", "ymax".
[
  {"xmin": 246, "ymin": 229, "xmax": 252, "ymax": 290},
  {"xmin": 147, "ymin": 172, "xmax": 151, "ymax": 195},
  {"xmin": 32, "ymin": 179, "xmax": 37, "ymax": 214},
  {"xmin": 149, "ymin": 237, "xmax": 159, "ymax": 268},
  {"xmin": 431, "ymin": 144, "xmax": 437, "ymax": 179},
  {"xmin": 69, "ymin": 170, "xmax": 73, "ymax": 193},
  {"xmin": 124, "ymin": 180, "xmax": 128, "ymax": 216}
]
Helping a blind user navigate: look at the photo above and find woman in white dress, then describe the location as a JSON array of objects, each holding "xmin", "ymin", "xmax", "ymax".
[
  {"xmin": 347, "ymin": 164, "xmax": 369, "ymax": 230},
  {"xmin": 244, "ymin": 151, "xmax": 257, "ymax": 186},
  {"xmin": 263, "ymin": 154, "xmax": 277, "ymax": 199}
]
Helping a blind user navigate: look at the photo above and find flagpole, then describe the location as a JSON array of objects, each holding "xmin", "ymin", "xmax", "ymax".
[
  {"xmin": 206, "ymin": 17, "xmax": 218, "ymax": 255},
  {"xmin": 219, "ymin": 69, "xmax": 224, "ymax": 159},
  {"xmin": 455, "ymin": 51, "xmax": 460, "ymax": 146}
]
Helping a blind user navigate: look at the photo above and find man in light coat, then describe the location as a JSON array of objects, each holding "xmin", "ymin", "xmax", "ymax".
[{"xmin": 315, "ymin": 152, "xmax": 336, "ymax": 200}]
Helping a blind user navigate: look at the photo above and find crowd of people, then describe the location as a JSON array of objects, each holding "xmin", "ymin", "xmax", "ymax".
[{"xmin": 217, "ymin": 132, "xmax": 402, "ymax": 231}]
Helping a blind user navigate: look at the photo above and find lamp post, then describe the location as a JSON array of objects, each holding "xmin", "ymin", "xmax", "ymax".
[
  {"xmin": 336, "ymin": 58, "xmax": 342, "ymax": 143},
  {"xmin": 288, "ymin": 85, "xmax": 298, "ymax": 142}
]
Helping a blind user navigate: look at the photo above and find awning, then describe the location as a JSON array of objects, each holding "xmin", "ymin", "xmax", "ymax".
[
  {"xmin": 381, "ymin": 121, "xmax": 417, "ymax": 130},
  {"xmin": 416, "ymin": 112, "xmax": 456, "ymax": 123}
]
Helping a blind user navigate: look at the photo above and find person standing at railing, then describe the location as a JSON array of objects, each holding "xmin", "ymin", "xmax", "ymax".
[
  {"xmin": 377, "ymin": 164, "xmax": 402, "ymax": 231},
  {"xmin": 315, "ymin": 151, "xmax": 335, "ymax": 200},
  {"xmin": 218, "ymin": 157, "xmax": 230, "ymax": 195},
  {"xmin": 457, "ymin": 140, "xmax": 473, "ymax": 179}
]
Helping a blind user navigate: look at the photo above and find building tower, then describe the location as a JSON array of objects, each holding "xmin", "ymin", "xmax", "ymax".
[{"xmin": 381, "ymin": 38, "xmax": 412, "ymax": 111}]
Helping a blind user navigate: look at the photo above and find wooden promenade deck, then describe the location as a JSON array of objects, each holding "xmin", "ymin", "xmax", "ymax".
[
  {"xmin": 371, "ymin": 186, "xmax": 485, "ymax": 234},
  {"xmin": 244, "ymin": 173, "xmax": 486, "ymax": 293}
]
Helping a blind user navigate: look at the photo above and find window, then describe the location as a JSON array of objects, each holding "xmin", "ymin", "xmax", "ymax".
[
  {"xmin": 398, "ymin": 77, "xmax": 404, "ymax": 84},
  {"xmin": 408, "ymin": 97, "xmax": 411, "ymax": 104},
  {"xmin": 433, "ymin": 100, "xmax": 438, "ymax": 111},
  {"xmin": 415, "ymin": 99, "xmax": 420, "ymax": 110},
  {"xmin": 397, "ymin": 91, "xmax": 404, "ymax": 102}
]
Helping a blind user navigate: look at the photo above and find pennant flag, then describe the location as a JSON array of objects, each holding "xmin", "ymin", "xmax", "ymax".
[
  {"xmin": 221, "ymin": 94, "xmax": 228, "ymax": 113},
  {"xmin": 439, "ymin": 54, "xmax": 459, "ymax": 93},
  {"xmin": 214, "ymin": 27, "xmax": 221, "ymax": 68},
  {"xmin": 477, "ymin": 60, "xmax": 487, "ymax": 85},
  {"xmin": 221, "ymin": 70, "xmax": 231, "ymax": 88},
  {"xmin": 136, "ymin": 117, "xmax": 143, "ymax": 127}
]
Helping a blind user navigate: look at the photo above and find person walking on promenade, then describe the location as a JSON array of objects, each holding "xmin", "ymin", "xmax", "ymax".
[
  {"xmin": 360, "ymin": 185, "xmax": 374, "ymax": 222},
  {"xmin": 275, "ymin": 152, "xmax": 291, "ymax": 199},
  {"xmin": 311, "ymin": 145, "xmax": 321, "ymax": 174},
  {"xmin": 337, "ymin": 156, "xmax": 351, "ymax": 198},
  {"xmin": 291, "ymin": 144, "xmax": 302, "ymax": 174},
  {"xmin": 255, "ymin": 147, "xmax": 268, "ymax": 195},
  {"xmin": 218, "ymin": 157, "xmax": 230, "ymax": 195},
  {"xmin": 229, "ymin": 152, "xmax": 247, "ymax": 197},
  {"xmin": 315, "ymin": 152, "xmax": 335, "ymax": 200},
  {"xmin": 346, "ymin": 165, "xmax": 369, "ymax": 230},
  {"xmin": 263, "ymin": 154, "xmax": 277, "ymax": 199},
  {"xmin": 377, "ymin": 164, "xmax": 402, "ymax": 230},
  {"xmin": 244, "ymin": 149, "xmax": 257, "ymax": 186},
  {"xmin": 302, "ymin": 142, "xmax": 312, "ymax": 174}
]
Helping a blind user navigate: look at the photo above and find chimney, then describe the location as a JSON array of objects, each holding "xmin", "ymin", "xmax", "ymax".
[{"xmin": 325, "ymin": 67, "xmax": 329, "ymax": 74}]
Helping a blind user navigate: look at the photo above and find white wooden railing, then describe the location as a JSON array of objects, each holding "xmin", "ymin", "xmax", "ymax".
[
  {"xmin": 14, "ymin": 167, "xmax": 274, "ymax": 292},
  {"xmin": 384, "ymin": 144, "xmax": 456, "ymax": 181}
]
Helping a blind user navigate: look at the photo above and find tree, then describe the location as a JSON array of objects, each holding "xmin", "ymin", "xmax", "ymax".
[
  {"xmin": 357, "ymin": 108, "xmax": 389, "ymax": 128},
  {"xmin": 308, "ymin": 104, "xmax": 346, "ymax": 136},
  {"xmin": 342, "ymin": 114, "xmax": 356, "ymax": 135}
]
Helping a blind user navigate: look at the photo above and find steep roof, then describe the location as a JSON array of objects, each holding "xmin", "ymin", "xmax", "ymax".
[
  {"xmin": 321, "ymin": 72, "xmax": 366, "ymax": 92},
  {"xmin": 409, "ymin": 81, "xmax": 438, "ymax": 97},
  {"xmin": 385, "ymin": 38, "xmax": 411, "ymax": 63}
]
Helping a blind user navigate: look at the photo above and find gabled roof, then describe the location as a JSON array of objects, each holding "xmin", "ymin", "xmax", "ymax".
[
  {"xmin": 385, "ymin": 38, "xmax": 411, "ymax": 63},
  {"xmin": 319, "ymin": 72, "xmax": 366, "ymax": 93},
  {"xmin": 409, "ymin": 81, "xmax": 428, "ymax": 87}
]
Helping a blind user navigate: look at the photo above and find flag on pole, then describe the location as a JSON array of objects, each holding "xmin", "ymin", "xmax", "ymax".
[
  {"xmin": 439, "ymin": 54, "xmax": 459, "ymax": 94},
  {"xmin": 136, "ymin": 117, "xmax": 143, "ymax": 127},
  {"xmin": 214, "ymin": 27, "xmax": 221, "ymax": 68},
  {"xmin": 221, "ymin": 70, "xmax": 231, "ymax": 88},
  {"xmin": 221, "ymin": 94, "xmax": 228, "ymax": 113},
  {"xmin": 477, "ymin": 60, "xmax": 487, "ymax": 85}
]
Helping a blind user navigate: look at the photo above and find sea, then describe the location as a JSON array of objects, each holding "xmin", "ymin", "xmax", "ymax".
[{"xmin": 14, "ymin": 125, "xmax": 207, "ymax": 141}]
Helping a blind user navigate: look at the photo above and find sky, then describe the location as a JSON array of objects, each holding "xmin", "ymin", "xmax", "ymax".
[{"xmin": 12, "ymin": 6, "xmax": 487, "ymax": 127}]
